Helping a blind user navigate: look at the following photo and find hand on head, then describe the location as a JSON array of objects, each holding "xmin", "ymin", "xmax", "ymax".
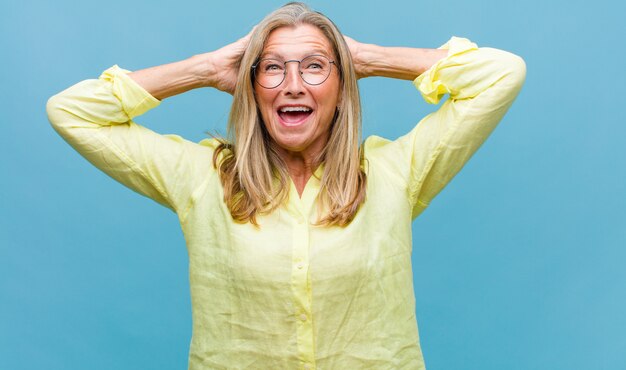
[
  {"xmin": 342, "ymin": 35, "xmax": 365, "ymax": 80},
  {"xmin": 210, "ymin": 26, "xmax": 257, "ymax": 95},
  {"xmin": 210, "ymin": 26, "xmax": 365, "ymax": 95}
]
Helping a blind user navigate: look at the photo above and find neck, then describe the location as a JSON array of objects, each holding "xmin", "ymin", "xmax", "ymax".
[{"xmin": 275, "ymin": 146, "xmax": 323, "ymax": 197}]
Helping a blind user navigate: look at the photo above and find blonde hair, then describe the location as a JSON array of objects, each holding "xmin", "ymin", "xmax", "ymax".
[{"xmin": 213, "ymin": 2, "xmax": 366, "ymax": 226}]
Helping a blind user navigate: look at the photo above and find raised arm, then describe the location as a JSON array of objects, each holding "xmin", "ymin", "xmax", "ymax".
[
  {"xmin": 46, "ymin": 29, "xmax": 254, "ymax": 218},
  {"xmin": 128, "ymin": 28, "xmax": 254, "ymax": 99},
  {"xmin": 344, "ymin": 35, "xmax": 448, "ymax": 80},
  {"xmin": 348, "ymin": 36, "xmax": 527, "ymax": 218}
]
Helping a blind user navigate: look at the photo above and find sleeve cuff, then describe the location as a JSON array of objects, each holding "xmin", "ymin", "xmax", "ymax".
[
  {"xmin": 99, "ymin": 65, "xmax": 161, "ymax": 118},
  {"xmin": 413, "ymin": 36, "xmax": 478, "ymax": 104}
]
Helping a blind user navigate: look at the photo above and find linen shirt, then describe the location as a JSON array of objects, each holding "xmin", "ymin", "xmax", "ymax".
[{"xmin": 46, "ymin": 36, "xmax": 526, "ymax": 369}]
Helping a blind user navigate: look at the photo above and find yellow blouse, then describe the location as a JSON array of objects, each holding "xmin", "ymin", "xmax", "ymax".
[{"xmin": 47, "ymin": 36, "xmax": 526, "ymax": 369}]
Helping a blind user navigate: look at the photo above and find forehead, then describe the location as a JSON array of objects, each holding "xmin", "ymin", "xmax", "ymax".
[{"xmin": 262, "ymin": 24, "xmax": 334, "ymax": 58}]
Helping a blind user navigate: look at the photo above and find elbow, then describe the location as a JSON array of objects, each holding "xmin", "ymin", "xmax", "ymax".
[
  {"xmin": 481, "ymin": 48, "xmax": 527, "ymax": 96},
  {"xmin": 509, "ymin": 53, "xmax": 527, "ymax": 88},
  {"xmin": 498, "ymin": 50, "xmax": 527, "ymax": 91},
  {"xmin": 46, "ymin": 93, "xmax": 65, "ymax": 129},
  {"xmin": 46, "ymin": 92, "xmax": 77, "ymax": 133}
]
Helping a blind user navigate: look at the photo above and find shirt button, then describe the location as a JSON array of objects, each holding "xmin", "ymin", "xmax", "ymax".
[
  {"xmin": 297, "ymin": 262, "xmax": 304, "ymax": 269},
  {"xmin": 300, "ymin": 314, "xmax": 307, "ymax": 322},
  {"xmin": 304, "ymin": 364, "xmax": 312, "ymax": 370}
]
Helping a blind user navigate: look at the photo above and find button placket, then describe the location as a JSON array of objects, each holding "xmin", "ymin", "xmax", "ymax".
[{"xmin": 290, "ymin": 217, "xmax": 315, "ymax": 369}]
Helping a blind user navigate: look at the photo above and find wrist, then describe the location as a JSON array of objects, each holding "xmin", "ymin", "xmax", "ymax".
[
  {"xmin": 353, "ymin": 43, "xmax": 382, "ymax": 79},
  {"xmin": 355, "ymin": 45, "xmax": 448, "ymax": 81},
  {"xmin": 189, "ymin": 53, "xmax": 217, "ymax": 88}
]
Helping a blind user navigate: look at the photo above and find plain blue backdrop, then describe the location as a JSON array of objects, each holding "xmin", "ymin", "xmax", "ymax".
[{"xmin": 1, "ymin": 0, "xmax": 625, "ymax": 369}]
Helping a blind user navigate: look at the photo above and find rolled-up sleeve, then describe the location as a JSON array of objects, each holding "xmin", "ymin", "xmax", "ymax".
[
  {"xmin": 46, "ymin": 65, "xmax": 214, "ymax": 217},
  {"xmin": 367, "ymin": 36, "xmax": 527, "ymax": 219}
]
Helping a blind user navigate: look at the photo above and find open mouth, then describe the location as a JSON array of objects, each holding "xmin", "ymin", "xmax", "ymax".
[{"xmin": 277, "ymin": 106, "xmax": 314, "ymax": 126}]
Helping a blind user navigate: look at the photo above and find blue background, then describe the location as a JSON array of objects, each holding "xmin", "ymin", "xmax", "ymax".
[{"xmin": 1, "ymin": 0, "xmax": 625, "ymax": 369}]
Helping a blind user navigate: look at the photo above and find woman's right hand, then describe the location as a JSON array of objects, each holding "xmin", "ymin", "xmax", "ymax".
[{"xmin": 205, "ymin": 27, "xmax": 256, "ymax": 95}]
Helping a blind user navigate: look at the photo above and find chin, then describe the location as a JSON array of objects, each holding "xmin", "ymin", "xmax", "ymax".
[{"xmin": 273, "ymin": 137, "xmax": 310, "ymax": 153}]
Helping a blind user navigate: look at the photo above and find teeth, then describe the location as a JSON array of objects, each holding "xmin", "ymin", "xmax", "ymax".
[{"xmin": 279, "ymin": 106, "xmax": 311, "ymax": 113}]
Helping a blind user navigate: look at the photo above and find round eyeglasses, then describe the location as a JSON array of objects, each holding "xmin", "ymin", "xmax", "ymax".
[{"xmin": 252, "ymin": 54, "xmax": 336, "ymax": 89}]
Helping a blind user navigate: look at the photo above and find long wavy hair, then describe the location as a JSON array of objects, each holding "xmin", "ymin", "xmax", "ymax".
[{"xmin": 213, "ymin": 2, "xmax": 366, "ymax": 226}]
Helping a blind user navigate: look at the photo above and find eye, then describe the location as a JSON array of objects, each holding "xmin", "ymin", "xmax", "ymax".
[
  {"xmin": 265, "ymin": 63, "xmax": 282, "ymax": 71},
  {"xmin": 302, "ymin": 56, "xmax": 329, "ymax": 72},
  {"xmin": 259, "ymin": 59, "xmax": 284, "ymax": 73}
]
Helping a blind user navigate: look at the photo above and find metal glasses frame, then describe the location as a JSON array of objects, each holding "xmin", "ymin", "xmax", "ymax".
[{"xmin": 252, "ymin": 54, "xmax": 337, "ymax": 89}]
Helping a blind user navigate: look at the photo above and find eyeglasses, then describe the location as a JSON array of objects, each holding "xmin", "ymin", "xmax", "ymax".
[{"xmin": 252, "ymin": 54, "xmax": 336, "ymax": 89}]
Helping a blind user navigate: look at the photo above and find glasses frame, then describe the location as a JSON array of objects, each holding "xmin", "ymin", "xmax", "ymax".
[{"xmin": 252, "ymin": 54, "xmax": 337, "ymax": 89}]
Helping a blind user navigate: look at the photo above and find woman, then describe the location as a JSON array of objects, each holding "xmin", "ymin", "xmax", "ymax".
[{"xmin": 47, "ymin": 2, "xmax": 525, "ymax": 369}]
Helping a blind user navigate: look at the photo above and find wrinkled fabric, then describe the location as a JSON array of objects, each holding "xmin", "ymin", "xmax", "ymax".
[{"xmin": 46, "ymin": 36, "xmax": 526, "ymax": 369}]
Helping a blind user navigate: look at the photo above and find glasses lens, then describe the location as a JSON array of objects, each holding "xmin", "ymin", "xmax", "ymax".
[
  {"xmin": 255, "ymin": 59, "xmax": 285, "ymax": 88},
  {"xmin": 300, "ymin": 55, "xmax": 331, "ymax": 85}
]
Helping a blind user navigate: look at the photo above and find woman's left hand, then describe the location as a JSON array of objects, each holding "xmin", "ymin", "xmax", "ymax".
[{"xmin": 343, "ymin": 35, "xmax": 367, "ymax": 80}]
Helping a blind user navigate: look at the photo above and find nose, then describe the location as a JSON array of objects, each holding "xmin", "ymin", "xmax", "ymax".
[{"xmin": 281, "ymin": 62, "xmax": 305, "ymax": 96}]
